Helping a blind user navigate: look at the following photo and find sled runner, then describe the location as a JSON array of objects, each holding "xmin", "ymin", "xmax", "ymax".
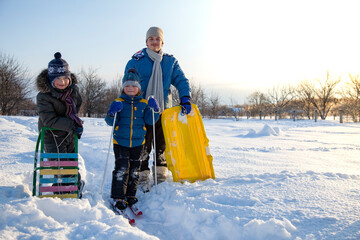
[
  {"xmin": 161, "ymin": 104, "xmax": 215, "ymax": 183},
  {"xmin": 32, "ymin": 127, "xmax": 81, "ymax": 199}
]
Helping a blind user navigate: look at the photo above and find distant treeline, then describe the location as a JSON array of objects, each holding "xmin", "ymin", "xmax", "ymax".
[{"xmin": 1, "ymin": 53, "xmax": 359, "ymax": 122}]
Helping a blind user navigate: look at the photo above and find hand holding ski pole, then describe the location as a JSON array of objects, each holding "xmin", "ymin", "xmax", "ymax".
[
  {"xmin": 107, "ymin": 102, "xmax": 123, "ymax": 117},
  {"xmin": 148, "ymin": 97, "xmax": 160, "ymax": 112}
]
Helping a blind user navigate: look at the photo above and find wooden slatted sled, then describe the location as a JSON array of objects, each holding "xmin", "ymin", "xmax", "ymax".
[
  {"xmin": 32, "ymin": 127, "xmax": 80, "ymax": 199},
  {"xmin": 161, "ymin": 104, "xmax": 215, "ymax": 183}
]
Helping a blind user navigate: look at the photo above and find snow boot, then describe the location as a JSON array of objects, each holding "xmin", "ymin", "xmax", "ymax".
[
  {"xmin": 127, "ymin": 196, "xmax": 142, "ymax": 216},
  {"xmin": 138, "ymin": 170, "xmax": 150, "ymax": 193},
  {"xmin": 78, "ymin": 179, "xmax": 85, "ymax": 199},
  {"xmin": 113, "ymin": 199, "xmax": 128, "ymax": 211},
  {"xmin": 152, "ymin": 166, "xmax": 168, "ymax": 184}
]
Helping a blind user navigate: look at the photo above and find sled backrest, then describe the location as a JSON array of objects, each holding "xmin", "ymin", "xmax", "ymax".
[{"xmin": 32, "ymin": 127, "xmax": 80, "ymax": 199}]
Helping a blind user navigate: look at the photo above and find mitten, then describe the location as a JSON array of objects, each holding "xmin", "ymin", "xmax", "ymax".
[
  {"xmin": 148, "ymin": 97, "xmax": 160, "ymax": 112},
  {"xmin": 180, "ymin": 96, "xmax": 191, "ymax": 115},
  {"xmin": 108, "ymin": 101, "xmax": 123, "ymax": 117},
  {"xmin": 72, "ymin": 126, "xmax": 83, "ymax": 139}
]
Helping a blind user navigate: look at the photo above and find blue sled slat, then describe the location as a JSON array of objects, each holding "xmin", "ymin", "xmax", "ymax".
[
  {"xmin": 40, "ymin": 153, "xmax": 78, "ymax": 159},
  {"xmin": 40, "ymin": 177, "xmax": 77, "ymax": 184}
]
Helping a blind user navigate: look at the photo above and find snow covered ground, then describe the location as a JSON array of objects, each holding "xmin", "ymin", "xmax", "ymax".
[{"xmin": 0, "ymin": 115, "xmax": 359, "ymax": 240}]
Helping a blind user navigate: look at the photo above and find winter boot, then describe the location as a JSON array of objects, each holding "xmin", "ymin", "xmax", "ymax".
[
  {"xmin": 113, "ymin": 199, "xmax": 128, "ymax": 211},
  {"xmin": 126, "ymin": 196, "xmax": 138, "ymax": 206},
  {"xmin": 78, "ymin": 179, "xmax": 85, "ymax": 199},
  {"xmin": 138, "ymin": 170, "xmax": 150, "ymax": 193},
  {"xmin": 127, "ymin": 196, "xmax": 142, "ymax": 216},
  {"xmin": 152, "ymin": 166, "xmax": 168, "ymax": 184}
]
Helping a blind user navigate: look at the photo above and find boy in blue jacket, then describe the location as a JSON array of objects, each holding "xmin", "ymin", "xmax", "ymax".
[
  {"xmin": 124, "ymin": 26, "xmax": 191, "ymax": 190},
  {"xmin": 105, "ymin": 69, "xmax": 160, "ymax": 212}
]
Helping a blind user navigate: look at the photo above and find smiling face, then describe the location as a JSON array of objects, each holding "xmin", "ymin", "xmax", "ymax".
[
  {"xmin": 146, "ymin": 36, "xmax": 163, "ymax": 52},
  {"xmin": 124, "ymin": 85, "xmax": 139, "ymax": 96},
  {"xmin": 53, "ymin": 76, "xmax": 70, "ymax": 90}
]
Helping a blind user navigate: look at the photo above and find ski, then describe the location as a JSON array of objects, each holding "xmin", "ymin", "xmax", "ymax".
[
  {"xmin": 109, "ymin": 200, "xmax": 135, "ymax": 225},
  {"xmin": 129, "ymin": 204, "xmax": 143, "ymax": 216}
]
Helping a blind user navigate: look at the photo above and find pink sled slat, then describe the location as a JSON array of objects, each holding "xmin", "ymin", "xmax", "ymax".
[
  {"xmin": 39, "ymin": 185, "xmax": 78, "ymax": 193},
  {"xmin": 40, "ymin": 161, "xmax": 78, "ymax": 167}
]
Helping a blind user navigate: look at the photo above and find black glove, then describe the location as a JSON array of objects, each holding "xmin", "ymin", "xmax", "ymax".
[{"xmin": 72, "ymin": 126, "xmax": 83, "ymax": 139}]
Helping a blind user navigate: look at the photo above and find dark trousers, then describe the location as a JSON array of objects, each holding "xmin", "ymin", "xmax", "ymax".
[
  {"xmin": 140, "ymin": 114, "xmax": 167, "ymax": 172},
  {"xmin": 111, "ymin": 144, "xmax": 142, "ymax": 199}
]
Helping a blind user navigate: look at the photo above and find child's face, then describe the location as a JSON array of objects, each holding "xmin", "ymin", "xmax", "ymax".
[
  {"xmin": 146, "ymin": 36, "xmax": 163, "ymax": 52},
  {"xmin": 53, "ymin": 76, "xmax": 70, "ymax": 90},
  {"xmin": 124, "ymin": 85, "xmax": 139, "ymax": 96}
]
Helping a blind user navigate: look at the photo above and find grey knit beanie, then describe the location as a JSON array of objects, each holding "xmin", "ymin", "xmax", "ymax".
[
  {"xmin": 146, "ymin": 26, "xmax": 164, "ymax": 43},
  {"xmin": 122, "ymin": 69, "xmax": 141, "ymax": 90}
]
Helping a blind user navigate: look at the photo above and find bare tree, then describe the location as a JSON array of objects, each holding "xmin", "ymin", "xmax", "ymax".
[
  {"xmin": 100, "ymin": 75, "xmax": 123, "ymax": 116},
  {"xmin": 171, "ymin": 79, "xmax": 209, "ymax": 116},
  {"xmin": 78, "ymin": 68, "xmax": 107, "ymax": 117},
  {"xmin": 208, "ymin": 92, "xmax": 221, "ymax": 119},
  {"xmin": 0, "ymin": 53, "xmax": 32, "ymax": 115},
  {"xmin": 267, "ymin": 84, "xmax": 296, "ymax": 119},
  {"xmin": 229, "ymin": 97, "xmax": 243, "ymax": 120},
  {"xmin": 312, "ymin": 71, "xmax": 341, "ymax": 120},
  {"xmin": 296, "ymin": 80, "xmax": 316, "ymax": 119},
  {"xmin": 247, "ymin": 91, "xmax": 269, "ymax": 118},
  {"xmin": 170, "ymin": 85, "xmax": 180, "ymax": 107},
  {"xmin": 189, "ymin": 81, "xmax": 208, "ymax": 116},
  {"xmin": 340, "ymin": 73, "xmax": 360, "ymax": 121}
]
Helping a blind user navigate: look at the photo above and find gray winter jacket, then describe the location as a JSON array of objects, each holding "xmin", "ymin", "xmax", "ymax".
[{"xmin": 36, "ymin": 69, "xmax": 82, "ymax": 140}]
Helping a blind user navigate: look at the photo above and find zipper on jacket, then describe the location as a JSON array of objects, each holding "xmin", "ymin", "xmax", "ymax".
[{"xmin": 129, "ymin": 99, "xmax": 134, "ymax": 147}]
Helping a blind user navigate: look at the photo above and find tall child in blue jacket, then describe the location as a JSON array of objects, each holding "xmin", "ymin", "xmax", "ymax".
[
  {"xmin": 105, "ymin": 69, "xmax": 160, "ymax": 211},
  {"xmin": 124, "ymin": 26, "xmax": 192, "ymax": 191}
]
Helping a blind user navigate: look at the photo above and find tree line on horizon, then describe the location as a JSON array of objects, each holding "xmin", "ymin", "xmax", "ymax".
[{"xmin": 1, "ymin": 53, "xmax": 360, "ymax": 122}]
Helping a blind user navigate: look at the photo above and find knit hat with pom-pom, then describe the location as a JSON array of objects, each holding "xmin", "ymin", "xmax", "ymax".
[
  {"xmin": 122, "ymin": 68, "xmax": 141, "ymax": 90},
  {"xmin": 47, "ymin": 52, "xmax": 71, "ymax": 87}
]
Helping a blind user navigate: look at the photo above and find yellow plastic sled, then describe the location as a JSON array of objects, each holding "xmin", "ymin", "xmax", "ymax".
[{"xmin": 161, "ymin": 104, "xmax": 215, "ymax": 183}]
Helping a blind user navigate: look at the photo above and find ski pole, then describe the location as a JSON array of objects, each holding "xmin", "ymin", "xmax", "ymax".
[
  {"xmin": 148, "ymin": 95, "xmax": 158, "ymax": 192},
  {"xmin": 152, "ymin": 108, "xmax": 158, "ymax": 190},
  {"xmin": 101, "ymin": 112, "xmax": 117, "ymax": 194}
]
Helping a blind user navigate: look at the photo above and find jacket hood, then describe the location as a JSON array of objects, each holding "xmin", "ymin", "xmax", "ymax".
[{"xmin": 36, "ymin": 69, "xmax": 78, "ymax": 93}]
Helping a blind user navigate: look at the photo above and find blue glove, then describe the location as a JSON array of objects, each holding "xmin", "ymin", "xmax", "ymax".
[
  {"xmin": 72, "ymin": 126, "xmax": 83, "ymax": 139},
  {"xmin": 148, "ymin": 97, "xmax": 160, "ymax": 112},
  {"xmin": 108, "ymin": 101, "xmax": 123, "ymax": 117},
  {"xmin": 180, "ymin": 96, "xmax": 191, "ymax": 115}
]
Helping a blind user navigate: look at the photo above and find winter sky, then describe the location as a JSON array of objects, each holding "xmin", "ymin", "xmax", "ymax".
[{"xmin": 1, "ymin": 0, "xmax": 360, "ymax": 104}]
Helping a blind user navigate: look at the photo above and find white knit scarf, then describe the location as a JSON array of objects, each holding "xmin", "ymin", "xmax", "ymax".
[{"xmin": 146, "ymin": 48, "xmax": 164, "ymax": 112}]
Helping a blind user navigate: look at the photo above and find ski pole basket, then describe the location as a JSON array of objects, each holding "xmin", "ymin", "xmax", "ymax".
[{"xmin": 32, "ymin": 127, "xmax": 80, "ymax": 199}]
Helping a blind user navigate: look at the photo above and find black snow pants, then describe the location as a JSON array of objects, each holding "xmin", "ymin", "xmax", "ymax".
[
  {"xmin": 111, "ymin": 144, "xmax": 142, "ymax": 199},
  {"xmin": 139, "ymin": 114, "xmax": 167, "ymax": 172}
]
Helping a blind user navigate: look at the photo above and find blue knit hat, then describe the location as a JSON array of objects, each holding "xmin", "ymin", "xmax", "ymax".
[
  {"xmin": 122, "ymin": 68, "xmax": 141, "ymax": 90},
  {"xmin": 48, "ymin": 52, "xmax": 71, "ymax": 87}
]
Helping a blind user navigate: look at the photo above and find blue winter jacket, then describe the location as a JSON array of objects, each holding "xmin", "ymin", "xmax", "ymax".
[
  {"xmin": 105, "ymin": 93, "xmax": 160, "ymax": 148},
  {"xmin": 124, "ymin": 48, "xmax": 191, "ymax": 109}
]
